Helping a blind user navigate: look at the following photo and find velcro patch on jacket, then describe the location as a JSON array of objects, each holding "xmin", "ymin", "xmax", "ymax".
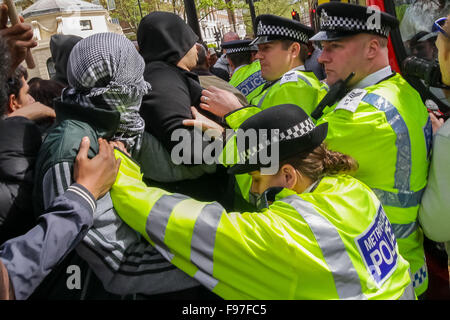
[
  {"xmin": 335, "ymin": 88, "xmax": 368, "ymax": 113},
  {"xmin": 280, "ymin": 71, "xmax": 298, "ymax": 85}
]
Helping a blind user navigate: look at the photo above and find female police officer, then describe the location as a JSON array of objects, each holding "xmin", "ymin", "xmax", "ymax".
[{"xmin": 110, "ymin": 104, "xmax": 414, "ymax": 300}]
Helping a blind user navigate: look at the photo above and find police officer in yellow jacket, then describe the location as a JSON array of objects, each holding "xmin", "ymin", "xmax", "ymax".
[
  {"xmin": 110, "ymin": 104, "xmax": 415, "ymax": 300},
  {"xmin": 223, "ymin": 40, "xmax": 265, "ymax": 102},
  {"xmin": 311, "ymin": 2, "xmax": 431, "ymax": 297},
  {"xmin": 198, "ymin": 14, "xmax": 327, "ymax": 124}
]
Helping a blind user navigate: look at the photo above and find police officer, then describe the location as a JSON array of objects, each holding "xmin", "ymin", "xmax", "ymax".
[
  {"xmin": 199, "ymin": 14, "xmax": 328, "ymax": 126},
  {"xmin": 222, "ymin": 40, "xmax": 265, "ymax": 102},
  {"xmin": 311, "ymin": 2, "xmax": 431, "ymax": 297},
  {"xmin": 110, "ymin": 104, "xmax": 415, "ymax": 300}
]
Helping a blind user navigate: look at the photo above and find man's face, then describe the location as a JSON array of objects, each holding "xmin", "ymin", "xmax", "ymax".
[
  {"xmin": 179, "ymin": 44, "xmax": 199, "ymax": 71},
  {"xmin": 411, "ymin": 40, "xmax": 437, "ymax": 61},
  {"xmin": 255, "ymin": 41, "xmax": 293, "ymax": 81},
  {"xmin": 209, "ymin": 53, "xmax": 217, "ymax": 66},
  {"xmin": 17, "ymin": 77, "xmax": 34, "ymax": 106},
  {"xmin": 436, "ymin": 34, "xmax": 450, "ymax": 86},
  {"xmin": 318, "ymin": 35, "xmax": 368, "ymax": 86}
]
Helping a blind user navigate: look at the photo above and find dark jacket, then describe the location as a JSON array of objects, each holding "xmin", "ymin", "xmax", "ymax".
[
  {"xmin": 0, "ymin": 117, "xmax": 41, "ymax": 244},
  {"xmin": 1, "ymin": 184, "xmax": 95, "ymax": 300},
  {"xmin": 31, "ymin": 100, "xmax": 212, "ymax": 299},
  {"xmin": 137, "ymin": 12, "xmax": 230, "ymax": 204}
]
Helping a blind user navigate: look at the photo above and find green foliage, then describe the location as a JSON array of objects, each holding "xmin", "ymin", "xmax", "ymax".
[{"xmin": 234, "ymin": 0, "xmax": 304, "ymax": 37}]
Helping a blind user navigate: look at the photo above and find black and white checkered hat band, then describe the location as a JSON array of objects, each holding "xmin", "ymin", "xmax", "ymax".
[
  {"xmin": 320, "ymin": 10, "xmax": 390, "ymax": 37},
  {"xmin": 240, "ymin": 118, "xmax": 316, "ymax": 162},
  {"xmin": 226, "ymin": 47, "xmax": 253, "ymax": 54},
  {"xmin": 279, "ymin": 118, "xmax": 315, "ymax": 141},
  {"xmin": 257, "ymin": 21, "xmax": 309, "ymax": 43}
]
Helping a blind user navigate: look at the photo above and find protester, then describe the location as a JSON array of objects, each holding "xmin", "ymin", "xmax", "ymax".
[
  {"xmin": 208, "ymin": 47, "xmax": 218, "ymax": 66},
  {"xmin": 32, "ymin": 32, "xmax": 206, "ymax": 300},
  {"xmin": 5, "ymin": 65, "xmax": 35, "ymax": 114},
  {"xmin": 0, "ymin": 137, "xmax": 121, "ymax": 300},
  {"xmin": 418, "ymin": 16, "xmax": 450, "ymax": 269},
  {"xmin": 110, "ymin": 104, "xmax": 415, "ymax": 300},
  {"xmin": 137, "ymin": 11, "xmax": 229, "ymax": 205},
  {"xmin": 0, "ymin": 5, "xmax": 120, "ymax": 300},
  {"xmin": 312, "ymin": 2, "xmax": 431, "ymax": 297},
  {"xmin": 49, "ymin": 34, "xmax": 82, "ymax": 86},
  {"xmin": 0, "ymin": 6, "xmax": 54, "ymax": 245},
  {"xmin": 213, "ymin": 31, "xmax": 240, "ymax": 76},
  {"xmin": 28, "ymin": 79, "xmax": 64, "ymax": 108}
]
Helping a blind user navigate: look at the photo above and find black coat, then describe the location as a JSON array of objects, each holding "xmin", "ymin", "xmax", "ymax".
[
  {"xmin": 137, "ymin": 12, "xmax": 231, "ymax": 206},
  {"xmin": 0, "ymin": 117, "xmax": 41, "ymax": 244}
]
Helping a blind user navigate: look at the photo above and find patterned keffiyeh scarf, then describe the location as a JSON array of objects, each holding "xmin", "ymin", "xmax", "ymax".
[{"xmin": 62, "ymin": 32, "xmax": 151, "ymax": 151}]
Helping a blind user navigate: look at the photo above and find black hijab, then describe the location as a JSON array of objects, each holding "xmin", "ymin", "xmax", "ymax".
[
  {"xmin": 49, "ymin": 34, "xmax": 82, "ymax": 86},
  {"xmin": 137, "ymin": 11, "xmax": 198, "ymax": 65}
]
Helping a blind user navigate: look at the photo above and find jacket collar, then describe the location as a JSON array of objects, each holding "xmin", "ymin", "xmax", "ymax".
[
  {"xmin": 54, "ymin": 99, "xmax": 120, "ymax": 140},
  {"xmin": 352, "ymin": 66, "xmax": 393, "ymax": 89}
]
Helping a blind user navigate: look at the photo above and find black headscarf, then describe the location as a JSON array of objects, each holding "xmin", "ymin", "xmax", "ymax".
[
  {"xmin": 137, "ymin": 11, "xmax": 198, "ymax": 65},
  {"xmin": 49, "ymin": 34, "xmax": 82, "ymax": 86}
]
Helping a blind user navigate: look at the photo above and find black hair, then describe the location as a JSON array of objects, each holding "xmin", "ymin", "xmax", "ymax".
[
  {"xmin": 227, "ymin": 51, "xmax": 252, "ymax": 68},
  {"xmin": 28, "ymin": 79, "xmax": 65, "ymax": 108},
  {"xmin": 6, "ymin": 66, "xmax": 27, "ymax": 102},
  {"xmin": 195, "ymin": 43, "xmax": 208, "ymax": 67},
  {"xmin": 280, "ymin": 40, "xmax": 309, "ymax": 63}
]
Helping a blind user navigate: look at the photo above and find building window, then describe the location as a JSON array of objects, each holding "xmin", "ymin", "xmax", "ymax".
[{"xmin": 80, "ymin": 20, "xmax": 93, "ymax": 31}]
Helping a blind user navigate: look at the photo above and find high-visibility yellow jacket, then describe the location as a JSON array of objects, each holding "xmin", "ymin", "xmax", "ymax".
[
  {"xmin": 229, "ymin": 60, "xmax": 265, "ymax": 102},
  {"xmin": 220, "ymin": 68, "xmax": 328, "ymax": 208},
  {"xmin": 317, "ymin": 73, "xmax": 432, "ymax": 296},
  {"xmin": 225, "ymin": 67, "xmax": 328, "ymax": 130},
  {"xmin": 110, "ymin": 150, "xmax": 415, "ymax": 300}
]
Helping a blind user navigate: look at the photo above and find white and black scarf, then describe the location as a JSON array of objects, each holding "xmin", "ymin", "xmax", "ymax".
[{"xmin": 63, "ymin": 32, "xmax": 151, "ymax": 151}]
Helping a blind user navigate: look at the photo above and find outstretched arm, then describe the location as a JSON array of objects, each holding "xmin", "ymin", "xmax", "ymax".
[{"xmin": 0, "ymin": 137, "xmax": 119, "ymax": 300}]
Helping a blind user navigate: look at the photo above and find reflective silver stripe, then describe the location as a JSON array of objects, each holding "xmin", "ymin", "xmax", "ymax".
[
  {"xmin": 362, "ymin": 93, "xmax": 412, "ymax": 192},
  {"xmin": 193, "ymin": 270, "xmax": 219, "ymax": 291},
  {"xmin": 391, "ymin": 221, "xmax": 418, "ymax": 240},
  {"xmin": 146, "ymin": 193, "xmax": 190, "ymax": 260},
  {"xmin": 154, "ymin": 244, "xmax": 175, "ymax": 263},
  {"xmin": 296, "ymin": 73, "xmax": 312, "ymax": 87},
  {"xmin": 398, "ymin": 281, "xmax": 415, "ymax": 300},
  {"xmin": 282, "ymin": 195, "xmax": 366, "ymax": 299},
  {"xmin": 190, "ymin": 202, "xmax": 223, "ymax": 282},
  {"xmin": 257, "ymin": 84, "xmax": 275, "ymax": 108},
  {"xmin": 372, "ymin": 188, "xmax": 425, "ymax": 208}
]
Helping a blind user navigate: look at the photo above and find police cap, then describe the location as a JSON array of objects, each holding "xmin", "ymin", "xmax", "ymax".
[
  {"xmin": 310, "ymin": 2, "xmax": 399, "ymax": 41},
  {"xmin": 222, "ymin": 39, "xmax": 255, "ymax": 54},
  {"xmin": 250, "ymin": 14, "xmax": 314, "ymax": 46},
  {"xmin": 227, "ymin": 104, "xmax": 328, "ymax": 175}
]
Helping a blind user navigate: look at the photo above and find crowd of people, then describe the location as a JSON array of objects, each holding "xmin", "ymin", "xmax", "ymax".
[{"xmin": 0, "ymin": 1, "xmax": 449, "ymax": 300}]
